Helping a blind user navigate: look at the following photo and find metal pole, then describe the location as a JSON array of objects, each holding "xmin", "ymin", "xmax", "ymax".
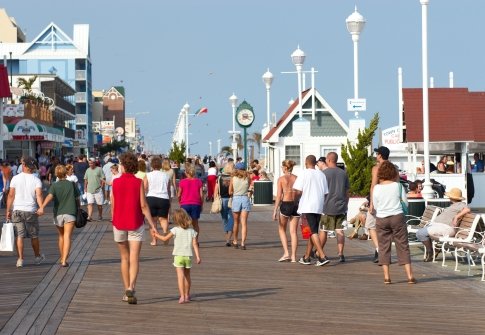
[
  {"xmin": 420, "ymin": 0, "xmax": 433, "ymax": 199},
  {"xmin": 297, "ymin": 65, "xmax": 303, "ymax": 118},
  {"xmin": 232, "ymin": 104, "xmax": 237, "ymax": 159},
  {"xmin": 185, "ymin": 108, "xmax": 189, "ymax": 157},
  {"xmin": 243, "ymin": 128, "xmax": 247, "ymax": 169},
  {"xmin": 353, "ymin": 37, "xmax": 359, "ymax": 99}
]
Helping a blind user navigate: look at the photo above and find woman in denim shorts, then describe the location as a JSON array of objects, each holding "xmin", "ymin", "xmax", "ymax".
[
  {"xmin": 229, "ymin": 164, "xmax": 252, "ymax": 250},
  {"xmin": 40, "ymin": 165, "xmax": 80, "ymax": 267}
]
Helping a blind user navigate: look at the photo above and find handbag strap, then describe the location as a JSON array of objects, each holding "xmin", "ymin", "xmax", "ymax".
[{"xmin": 71, "ymin": 181, "xmax": 80, "ymax": 210}]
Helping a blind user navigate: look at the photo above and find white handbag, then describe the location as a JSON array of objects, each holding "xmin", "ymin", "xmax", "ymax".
[{"xmin": 0, "ymin": 221, "xmax": 15, "ymax": 252}]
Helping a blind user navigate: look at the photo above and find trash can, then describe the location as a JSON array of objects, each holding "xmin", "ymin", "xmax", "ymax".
[
  {"xmin": 407, "ymin": 199, "xmax": 425, "ymax": 218},
  {"xmin": 253, "ymin": 181, "xmax": 273, "ymax": 205}
]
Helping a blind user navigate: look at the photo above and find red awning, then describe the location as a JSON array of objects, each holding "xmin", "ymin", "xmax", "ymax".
[{"xmin": 0, "ymin": 64, "xmax": 11, "ymax": 98}]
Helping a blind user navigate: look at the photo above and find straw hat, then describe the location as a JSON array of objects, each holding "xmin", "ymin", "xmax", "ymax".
[{"xmin": 445, "ymin": 187, "xmax": 464, "ymax": 201}]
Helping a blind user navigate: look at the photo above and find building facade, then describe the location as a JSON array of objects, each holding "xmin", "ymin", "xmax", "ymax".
[{"xmin": 0, "ymin": 12, "xmax": 93, "ymax": 155}]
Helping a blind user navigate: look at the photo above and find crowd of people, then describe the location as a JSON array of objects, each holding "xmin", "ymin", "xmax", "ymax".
[{"xmin": 4, "ymin": 145, "xmax": 476, "ymax": 304}]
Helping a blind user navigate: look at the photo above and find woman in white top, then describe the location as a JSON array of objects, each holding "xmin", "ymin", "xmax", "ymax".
[
  {"xmin": 143, "ymin": 156, "xmax": 171, "ymax": 246},
  {"xmin": 206, "ymin": 161, "xmax": 218, "ymax": 201},
  {"xmin": 229, "ymin": 164, "xmax": 252, "ymax": 249},
  {"xmin": 373, "ymin": 161, "xmax": 415, "ymax": 285},
  {"xmin": 65, "ymin": 164, "xmax": 79, "ymax": 183}
]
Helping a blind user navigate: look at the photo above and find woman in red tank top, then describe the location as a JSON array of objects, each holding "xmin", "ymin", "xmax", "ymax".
[{"xmin": 111, "ymin": 152, "xmax": 157, "ymax": 304}]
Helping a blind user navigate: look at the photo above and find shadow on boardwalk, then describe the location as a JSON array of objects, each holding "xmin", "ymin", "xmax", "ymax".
[{"xmin": 1, "ymin": 203, "xmax": 485, "ymax": 335}]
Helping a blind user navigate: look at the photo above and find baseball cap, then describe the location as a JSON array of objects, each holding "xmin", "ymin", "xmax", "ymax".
[
  {"xmin": 88, "ymin": 157, "xmax": 96, "ymax": 163},
  {"xmin": 23, "ymin": 157, "xmax": 37, "ymax": 170},
  {"xmin": 235, "ymin": 162, "xmax": 245, "ymax": 170},
  {"xmin": 317, "ymin": 157, "xmax": 326, "ymax": 163},
  {"xmin": 374, "ymin": 146, "xmax": 390, "ymax": 160}
]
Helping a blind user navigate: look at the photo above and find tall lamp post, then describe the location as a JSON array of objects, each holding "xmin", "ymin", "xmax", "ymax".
[
  {"xmin": 209, "ymin": 141, "xmax": 212, "ymax": 157},
  {"xmin": 217, "ymin": 139, "xmax": 221, "ymax": 155},
  {"xmin": 291, "ymin": 47, "xmax": 306, "ymax": 118},
  {"xmin": 262, "ymin": 68, "xmax": 273, "ymax": 170},
  {"xmin": 346, "ymin": 6, "xmax": 366, "ymax": 118},
  {"xmin": 420, "ymin": 0, "xmax": 433, "ymax": 198},
  {"xmin": 183, "ymin": 103, "xmax": 190, "ymax": 157},
  {"xmin": 229, "ymin": 93, "xmax": 238, "ymax": 159}
]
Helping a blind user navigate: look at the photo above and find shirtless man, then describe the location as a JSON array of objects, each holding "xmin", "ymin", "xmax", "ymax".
[{"xmin": 273, "ymin": 159, "xmax": 299, "ymax": 262}]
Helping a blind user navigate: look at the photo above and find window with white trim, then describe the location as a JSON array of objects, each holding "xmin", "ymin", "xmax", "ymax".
[{"xmin": 285, "ymin": 145, "xmax": 301, "ymax": 163}]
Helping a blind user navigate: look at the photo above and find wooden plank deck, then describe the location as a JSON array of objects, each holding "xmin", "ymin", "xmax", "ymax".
[{"xmin": 1, "ymin": 203, "xmax": 485, "ymax": 334}]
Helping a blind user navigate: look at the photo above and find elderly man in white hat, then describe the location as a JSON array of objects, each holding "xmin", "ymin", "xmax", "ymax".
[{"xmin": 416, "ymin": 188, "xmax": 470, "ymax": 262}]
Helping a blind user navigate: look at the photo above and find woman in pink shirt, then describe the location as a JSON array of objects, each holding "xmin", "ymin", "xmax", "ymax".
[{"xmin": 178, "ymin": 165, "xmax": 203, "ymax": 240}]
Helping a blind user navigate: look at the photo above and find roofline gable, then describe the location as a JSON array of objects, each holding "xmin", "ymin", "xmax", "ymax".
[
  {"xmin": 24, "ymin": 22, "xmax": 75, "ymax": 54},
  {"xmin": 263, "ymin": 88, "xmax": 348, "ymax": 142}
]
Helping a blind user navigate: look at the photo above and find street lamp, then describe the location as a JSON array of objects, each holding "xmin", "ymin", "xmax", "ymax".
[
  {"xmin": 262, "ymin": 69, "xmax": 273, "ymax": 128},
  {"xmin": 346, "ymin": 6, "xmax": 366, "ymax": 118},
  {"xmin": 229, "ymin": 93, "xmax": 238, "ymax": 159},
  {"xmin": 291, "ymin": 46, "xmax": 305, "ymax": 118},
  {"xmin": 209, "ymin": 141, "xmax": 212, "ymax": 157},
  {"xmin": 420, "ymin": 0, "xmax": 433, "ymax": 199},
  {"xmin": 183, "ymin": 102, "xmax": 190, "ymax": 157},
  {"xmin": 217, "ymin": 139, "xmax": 221, "ymax": 155},
  {"xmin": 262, "ymin": 68, "xmax": 273, "ymax": 171}
]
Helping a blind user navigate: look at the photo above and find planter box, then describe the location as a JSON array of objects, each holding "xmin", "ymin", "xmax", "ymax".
[{"xmin": 347, "ymin": 197, "xmax": 367, "ymax": 221}]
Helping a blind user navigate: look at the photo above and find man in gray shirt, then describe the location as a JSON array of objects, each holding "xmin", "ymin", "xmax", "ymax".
[{"xmin": 319, "ymin": 152, "xmax": 350, "ymax": 263}]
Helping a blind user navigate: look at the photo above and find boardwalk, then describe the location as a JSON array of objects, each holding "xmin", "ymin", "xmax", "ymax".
[{"xmin": 1, "ymin": 203, "xmax": 484, "ymax": 335}]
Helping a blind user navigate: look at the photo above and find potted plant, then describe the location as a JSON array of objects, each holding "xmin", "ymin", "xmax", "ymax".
[{"xmin": 341, "ymin": 113, "xmax": 379, "ymax": 219}]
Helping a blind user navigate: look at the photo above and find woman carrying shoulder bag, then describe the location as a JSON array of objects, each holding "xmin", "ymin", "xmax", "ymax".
[
  {"xmin": 215, "ymin": 164, "xmax": 234, "ymax": 246},
  {"xmin": 39, "ymin": 165, "xmax": 79, "ymax": 267},
  {"xmin": 373, "ymin": 161, "xmax": 415, "ymax": 285}
]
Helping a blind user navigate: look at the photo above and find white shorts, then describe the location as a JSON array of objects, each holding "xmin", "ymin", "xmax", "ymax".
[
  {"xmin": 86, "ymin": 189, "xmax": 104, "ymax": 205},
  {"xmin": 365, "ymin": 212, "xmax": 376, "ymax": 229},
  {"xmin": 113, "ymin": 224, "xmax": 146, "ymax": 243}
]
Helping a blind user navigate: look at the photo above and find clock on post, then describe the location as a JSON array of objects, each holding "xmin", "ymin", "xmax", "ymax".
[{"xmin": 235, "ymin": 101, "xmax": 255, "ymax": 168}]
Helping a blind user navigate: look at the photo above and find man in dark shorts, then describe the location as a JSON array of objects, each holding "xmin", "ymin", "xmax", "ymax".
[
  {"xmin": 319, "ymin": 152, "xmax": 350, "ymax": 263},
  {"xmin": 293, "ymin": 155, "xmax": 329, "ymax": 266}
]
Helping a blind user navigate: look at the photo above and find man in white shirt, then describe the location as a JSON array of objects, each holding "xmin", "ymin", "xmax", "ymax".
[
  {"xmin": 293, "ymin": 155, "xmax": 330, "ymax": 266},
  {"xmin": 102, "ymin": 158, "xmax": 114, "ymax": 204},
  {"xmin": 6, "ymin": 157, "xmax": 45, "ymax": 268}
]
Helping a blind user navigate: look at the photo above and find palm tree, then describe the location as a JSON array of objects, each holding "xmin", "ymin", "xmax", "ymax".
[
  {"xmin": 17, "ymin": 76, "xmax": 38, "ymax": 93},
  {"xmin": 247, "ymin": 132, "xmax": 262, "ymax": 159},
  {"xmin": 220, "ymin": 145, "xmax": 232, "ymax": 156}
]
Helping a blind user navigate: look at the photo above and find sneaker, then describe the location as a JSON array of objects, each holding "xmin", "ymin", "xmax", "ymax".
[
  {"xmin": 339, "ymin": 255, "xmax": 346, "ymax": 263},
  {"xmin": 373, "ymin": 250, "xmax": 379, "ymax": 263},
  {"xmin": 298, "ymin": 256, "xmax": 311, "ymax": 265},
  {"xmin": 328, "ymin": 231, "xmax": 336, "ymax": 238},
  {"xmin": 98, "ymin": 216, "xmax": 103, "ymax": 221},
  {"xmin": 34, "ymin": 254, "xmax": 45, "ymax": 265},
  {"xmin": 16, "ymin": 259, "xmax": 23, "ymax": 268},
  {"xmin": 315, "ymin": 257, "xmax": 330, "ymax": 266}
]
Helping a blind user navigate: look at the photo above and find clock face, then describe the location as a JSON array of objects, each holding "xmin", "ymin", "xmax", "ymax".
[
  {"xmin": 109, "ymin": 93, "xmax": 116, "ymax": 100},
  {"xmin": 236, "ymin": 109, "xmax": 254, "ymax": 127}
]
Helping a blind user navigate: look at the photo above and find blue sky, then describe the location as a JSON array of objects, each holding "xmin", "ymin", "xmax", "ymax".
[{"xmin": 5, "ymin": 1, "xmax": 485, "ymax": 155}]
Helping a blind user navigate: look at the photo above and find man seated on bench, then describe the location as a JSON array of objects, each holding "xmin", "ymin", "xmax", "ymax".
[{"xmin": 416, "ymin": 188, "xmax": 470, "ymax": 262}]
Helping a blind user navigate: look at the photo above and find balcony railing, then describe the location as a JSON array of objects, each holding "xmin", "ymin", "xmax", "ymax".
[
  {"xmin": 75, "ymin": 70, "xmax": 86, "ymax": 81},
  {"xmin": 75, "ymin": 92, "xmax": 86, "ymax": 103}
]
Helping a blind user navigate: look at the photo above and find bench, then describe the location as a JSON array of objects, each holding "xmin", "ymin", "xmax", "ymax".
[
  {"xmin": 406, "ymin": 205, "xmax": 443, "ymax": 249},
  {"xmin": 437, "ymin": 213, "xmax": 484, "ymax": 267}
]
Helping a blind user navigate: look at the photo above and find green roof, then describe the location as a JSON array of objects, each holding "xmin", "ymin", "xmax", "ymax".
[
  {"xmin": 114, "ymin": 86, "xmax": 125, "ymax": 97},
  {"xmin": 279, "ymin": 111, "xmax": 347, "ymax": 137}
]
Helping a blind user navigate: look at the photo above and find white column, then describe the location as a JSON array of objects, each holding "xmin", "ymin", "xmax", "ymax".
[
  {"xmin": 352, "ymin": 35, "xmax": 359, "ymax": 99},
  {"xmin": 420, "ymin": 0, "xmax": 434, "ymax": 199},
  {"xmin": 297, "ymin": 64, "xmax": 303, "ymax": 118},
  {"xmin": 398, "ymin": 67, "xmax": 404, "ymax": 143}
]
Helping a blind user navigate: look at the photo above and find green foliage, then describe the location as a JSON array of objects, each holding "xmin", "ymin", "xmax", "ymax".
[
  {"xmin": 99, "ymin": 139, "xmax": 129, "ymax": 155},
  {"xmin": 341, "ymin": 113, "xmax": 379, "ymax": 196},
  {"xmin": 168, "ymin": 141, "xmax": 186, "ymax": 163}
]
